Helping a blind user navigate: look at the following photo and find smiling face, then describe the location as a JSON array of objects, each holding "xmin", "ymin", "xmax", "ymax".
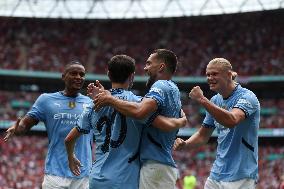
[
  {"xmin": 206, "ymin": 59, "xmax": 232, "ymax": 94},
  {"xmin": 62, "ymin": 64, "xmax": 86, "ymax": 93}
]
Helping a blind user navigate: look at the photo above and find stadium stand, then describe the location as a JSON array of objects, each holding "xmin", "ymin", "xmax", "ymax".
[{"xmin": 0, "ymin": 10, "xmax": 284, "ymax": 76}]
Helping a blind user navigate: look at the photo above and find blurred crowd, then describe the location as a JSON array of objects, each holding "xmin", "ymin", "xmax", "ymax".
[
  {"xmin": 0, "ymin": 10, "xmax": 283, "ymax": 76},
  {"xmin": 0, "ymin": 91, "xmax": 40, "ymax": 121},
  {"xmin": 0, "ymin": 135, "xmax": 46, "ymax": 189},
  {"xmin": 173, "ymin": 143, "xmax": 284, "ymax": 189},
  {"xmin": 0, "ymin": 134, "xmax": 283, "ymax": 189},
  {"xmin": 1, "ymin": 90, "xmax": 284, "ymax": 129}
]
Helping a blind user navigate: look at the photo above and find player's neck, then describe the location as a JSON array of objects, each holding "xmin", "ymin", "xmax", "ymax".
[
  {"xmin": 157, "ymin": 72, "xmax": 172, "ymax": 81},
  {"xmin": 111, "ymin": 82, "xmax": 128, "ymax": 90},
  {"xmin": 61, "ymin": 89, "xmax": 79, "ymax": 97},
  {"xmin": 221, "ymin": 82, "xmax": 237, "ymax": 99}
]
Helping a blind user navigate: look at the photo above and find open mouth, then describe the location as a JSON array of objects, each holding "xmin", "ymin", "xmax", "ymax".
[{"xmin": 209, "ymin": 83, "xmax": 217, "ymax": 87}]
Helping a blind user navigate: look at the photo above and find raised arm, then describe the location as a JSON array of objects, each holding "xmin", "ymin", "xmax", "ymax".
[
  {"xmin": 4, "ymin": 116, "xmax": 38, "ymax": 141},
  {"xmin": 64, "ymin": 127, "xmax": 82, "ymax": 176},
  {"xmin": 94, "ymin": 90, "xmax": 158, "ymax": 119},
  {"xmin": 189, "ymin": 86, "xmax": 246, "ymax": 128},
  {"xmin": 152, "ymin": 109, "xmax": 187, "ymax": 132}
]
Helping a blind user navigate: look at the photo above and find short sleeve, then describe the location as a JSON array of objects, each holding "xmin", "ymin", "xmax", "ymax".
[
  {"xmin": 27, "ymin": 94, "xmax": 46, "ymax": 122},
  {"xmin": 233, "ymin": 92, "xmax": 259, "ymax": 118},
  {"xmin": 145, "ymin": 81, "xmax": 165, "ymax": 109}
]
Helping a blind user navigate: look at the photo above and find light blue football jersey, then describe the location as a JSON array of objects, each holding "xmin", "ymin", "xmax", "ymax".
[
  {"xmin": 78, "ymin": 88, "xmax": 145, "ymax": 189},
  {"xmin": 140, "ymin": 80, "xmax": 182, "ymax": 168},
  {"xmin": 27, "ymin": 92, "xmax": 93, "ymax": 178},
  {"xmin": 203, "ymin": 84, "xmax": 260, "ymax": 181}
]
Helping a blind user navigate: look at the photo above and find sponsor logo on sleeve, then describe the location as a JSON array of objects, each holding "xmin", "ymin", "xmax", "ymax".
[
  {"xmin": 237, "ymin": 98, "xmax": 253, "ymax": 108},
  {"xmin": 150, "ymin": 87, "xmax": 164, "ymax": 97}
]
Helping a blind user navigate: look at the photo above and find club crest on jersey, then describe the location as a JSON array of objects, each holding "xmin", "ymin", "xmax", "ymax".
[{"xmin": 69, "ymin": 101, "xmax": 76, "ymax": 108}]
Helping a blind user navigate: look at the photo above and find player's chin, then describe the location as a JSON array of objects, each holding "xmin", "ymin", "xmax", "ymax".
[{"xmin": 73, "ymin": 84, "xmax": 83, "ymax": 90}]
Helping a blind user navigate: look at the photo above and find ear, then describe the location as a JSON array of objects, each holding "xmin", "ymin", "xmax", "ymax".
[
  {"xmin": 159, "ymin": 63, "xmax": 166, "ymax": 72},
  {"xmin": 231, "ymin": 71, "xmax": 237, "ymax": 80}
]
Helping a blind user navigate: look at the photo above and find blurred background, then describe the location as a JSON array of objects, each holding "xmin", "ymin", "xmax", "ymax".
[{"xmin": 0, "ymin": 0, "xmax": 284, "ymax": 188}]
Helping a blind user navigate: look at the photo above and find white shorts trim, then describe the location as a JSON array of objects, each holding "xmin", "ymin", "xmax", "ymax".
[
  {"xmin": 205, "ymin": 177, "xmax": 256, "ymax": 189},
  {"xmin": 139, "ymin": 160, "xmax": 178, "ymax": 189},
  {"xmin": 42, "ymin": 174, "xmax": 89, "ymax": 189}
]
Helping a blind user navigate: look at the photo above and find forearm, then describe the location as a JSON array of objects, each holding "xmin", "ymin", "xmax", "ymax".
[
  {"xmin": 198, "ymin": 97, "xmax": 238, "ymax": 128},
  {"xmin": 15, "ymin": 116, "xmax": 38, "ymax": 135},
  {"xmin": 153, "ymin": 116, "xmax": 186, "ymax": 132},
  {"xmin": 185, "ymin": 132, "xmax": 209, "ymax": 149},
  {"xmin": 109, "ymin": 97, "xmax": 156, "ymax": 119},
  {"xmin": 15, "ymin": 125, "xmax": 29, "ymax": 135},
  {"xmin": 184, "ymin": 127, "xmax": 213, "ymax": 149},
  {"xmin": 109, "ymin": 98, "xmax": 142, "ymax": 118},
  {"xmin": 65, "ymin": 128, "xmax": 81, "ymax": 159},
  {"xmin": 65, "ymin": 140, "xmax": 76, "ymax": 159}
]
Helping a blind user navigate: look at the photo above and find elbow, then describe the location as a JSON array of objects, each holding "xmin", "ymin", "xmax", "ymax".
[
  {"xmin": 224, "ymin": 116, "xmax": 239, "ymax": 128},
  {"xmin": 64, "ymin": 136, "xmax": 71, "ymax": 145}
]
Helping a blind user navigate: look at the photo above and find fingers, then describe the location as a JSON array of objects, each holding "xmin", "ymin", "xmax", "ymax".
[
  {"xmin": 4, "ymin": 118, "xmax": 21, "ymax": 142},
  {"xmin": 96, "ymin": 80, "xmax": 104, "ymax": 90},
  {"xmin": 189, "ymin": 86, "xmax": 203, "ymax": 99},
  {"xmin": 173, "ymin": 138, "xmax": 185, "ymax": 151},
  {"xmin": 71, "ymin": 163, "xmax": 81, "ymax": 176},
  {"xmin": 87, "ymin": 82, "xmax": 95, "ymax": 89},
  {"xmin": 94, "ymin": 94, "xmax": 103, "ymax": 112},
  {"xmin": 87, "ymin": 83, "xmax": 95, "ymax": 97},
  {"xmin": 70, "ymin": 157, "xmax": 82, "ymax": 176},
  {"xmin": 4, "ymin": 131, "xmax": 12, "ymax": 142},
  {"xmin": 4, "ymin": 126, "xmax": 15, "ymax": 142},
  {"xmin": 93, "ymin": 91, "xmax": 111, "ymax": 111}
]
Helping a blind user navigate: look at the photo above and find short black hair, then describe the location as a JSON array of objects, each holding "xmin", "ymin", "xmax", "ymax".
[
  {"xmin": 153, "ymin": 49, "xmax": 178, "ymax": 74},
  {"xmin": 63, "ymin": 60, "xmax": 84, "ymax": 74},
  {"xmin": 108, "ymin": 55, "xmax": 135, "ymax": 83}
]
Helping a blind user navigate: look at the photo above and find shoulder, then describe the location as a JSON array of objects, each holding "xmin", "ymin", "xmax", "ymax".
[
  {"xmin": 235, "ymin": 87, "xmax": 260, "ymax": 109},
  {"xmin": 238, "ymin": 87, "xmax": 259, "ymax": 101},
  {"xmin": 36, "ymin": 92, "xmax": 53, "ymax": 100},
  {"xmin": 152, "ymin": 80, "xmax": 175, "ymax": 87},
  {"xmin": 126, "ymin": 91, "xmax": 142, "ymax": 102},
  {"xmin": 150, "ymin": 80, "xmax": 178, "ymax": 91}
]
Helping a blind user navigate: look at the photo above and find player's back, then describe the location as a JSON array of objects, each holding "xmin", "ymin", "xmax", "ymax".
[{"xmin": 89, "ymin": 88, "xmax": 143, "ymax": 189}]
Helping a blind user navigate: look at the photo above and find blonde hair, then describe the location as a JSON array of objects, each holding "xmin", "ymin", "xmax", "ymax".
[
  {"xmin": 208, "ymin": 58, "xmax": 237, "ymax": 81},
  {"xmin": 208, "ymin": 58, "xmax": 232, "ymax": 71}
]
